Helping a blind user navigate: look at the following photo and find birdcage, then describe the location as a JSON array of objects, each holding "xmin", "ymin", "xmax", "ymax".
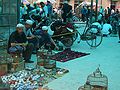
[
  {"xmin": 78, "ymin": 83, "xmax": 93, "ymax": 90},
  {"xmin": 10, "ymin": 52, "xmax": 23, "ymax": 63},
  {"xmin": 44, "ymin": 44, "xmax": 56, "ymax": 69},
  {"xmin": 87, "ymin": 68, "xmax": 108, "ymax": 90},
  {"xmin": 37, "ymin": 46, "xmax": 47, "ymax": 66}
]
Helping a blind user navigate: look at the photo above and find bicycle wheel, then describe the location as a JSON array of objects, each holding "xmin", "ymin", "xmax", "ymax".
[
  {"xmin": 85, "ymin": 27, "xmax": 103, "ymax": 47},
  {"xmin": 61, "ymin": 37, "xmax": 74, "ymax": 47},
  {"xmin": 72, "ymin": 15, "xmax": 80, "ymax": 22},
  {"xmin": 72, "ymin": 30, "xmax": 79, "ymax": 42}
]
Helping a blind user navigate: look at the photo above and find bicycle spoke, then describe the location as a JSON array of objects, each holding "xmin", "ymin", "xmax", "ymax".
[{"xmin": 86, "ymin": 28, "xmax": 103, "ymax": 47}]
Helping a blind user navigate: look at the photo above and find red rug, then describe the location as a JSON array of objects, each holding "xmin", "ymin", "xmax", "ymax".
[{"xmin": 51, "ymin": 48, "xmax": 90, "ymax": 62}]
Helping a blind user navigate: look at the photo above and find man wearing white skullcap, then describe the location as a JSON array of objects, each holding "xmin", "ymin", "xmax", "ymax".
[
  {"xmin": 16, "ymin": 23, "xmax": 25, "ymax": 28},
  {"xmin": 25, "ymin": 20, "xmax": 39, "ymax": 54},
  {"xmin": 42, "ymin": 26, "xmax": 49, "ymax": 31},
  {"xmin": 34, "ymin": 26, "xmax": 59, "ymax": 50},
  {"xmin": 24, "ymin": 20, "xmax": 34, "ymax": 39},
  {"xmin": 8, "ymin": 23, "xmax": 34, "ymax": 63}
]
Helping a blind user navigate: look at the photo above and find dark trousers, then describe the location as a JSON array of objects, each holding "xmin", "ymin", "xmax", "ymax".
[
  {"xmin": 23, "ymin": 43, "xmax": 34, "ymax": 61},
  {"xmin": 82, "ymin": 14, "xmax": 86, "ymax": 22},
  {"xmin": 28, "ymin": 38, "xmax": 39, "ymax": 51},
  {"xmin": 9, "ymin": 43, "xmax": 33, "ymax": 61},
  {"xmin": 62, "ymin": 13, "xmax": 67, "ymax": 22}
]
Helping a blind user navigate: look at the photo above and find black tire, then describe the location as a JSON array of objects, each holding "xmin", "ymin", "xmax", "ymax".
[
  {"xmin": 85, "ymin": 27, "xmax": 103, "ymax": 47},
  {"xmin": 61, "ymin": 37, "xmax": 74, "ymax": 47},
  {"xmin": 73, "ymin": 32, "xmax": 78, "ymax": 42}
]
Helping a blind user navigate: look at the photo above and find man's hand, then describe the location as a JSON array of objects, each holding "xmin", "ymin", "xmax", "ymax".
[
  {"xmin": 22, "ymin": 43, "xmax": 28, "ymax": 46},
  {"xmin": 11, "ymin": 43, "xmax": 16, "ymax": 46},
  {"xmin": 36, "ymin": 35, "xmax": 41, "ymax": 39},
  {"xmin": 27, "ymin": 36, "xmax": 34, "ymax": 39},
  {"xmin": 31, "ymin": 35, "xmax": 35, "ymax": 38},
  {"xmin": 12, "ymin": 43, "xmax": 28, "ymax": 47}
]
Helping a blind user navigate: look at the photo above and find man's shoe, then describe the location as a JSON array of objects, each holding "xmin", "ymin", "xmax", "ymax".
[{"xmin": 25, "ymin": 60, "xmax": 34, "ymax": 63}]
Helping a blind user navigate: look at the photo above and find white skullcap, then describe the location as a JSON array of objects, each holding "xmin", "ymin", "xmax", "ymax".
[
  {"xmin": 64, "ymin": 0, "xmax": 68, "ymax": 3},
  {"xmin": 16, "ymin": 23, "xmax": 24, "ymax": 28},
  {"xmin": 42, "ymin": 26, "xmax": 48, "ymax": 31},
  {"xmin": 26, "ymin": 20, "xmax": 33, "ymax": 25}
]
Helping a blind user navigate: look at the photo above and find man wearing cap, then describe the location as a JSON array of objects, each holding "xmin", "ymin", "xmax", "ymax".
[
  {"xmin": 25, "ymin": 20, "xmax": 39, "ymax": 53},
  {"xmin": 34, "ymin": 26, "xmax": 59, "ymax": 50},
  {"xmin": 62, "ymin": 0, "xmax": 72, "ymax": 22},
  {"xmin": 8, "ymin": 24, "xmax": 34, "ymax": 63}
]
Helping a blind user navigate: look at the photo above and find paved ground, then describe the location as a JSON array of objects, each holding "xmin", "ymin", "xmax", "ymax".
[
  {"xmin": 28, "ymin": 35, "xmax": 120, "ymax": 90},
  {"xmin": 1, "ymin": 26, "xmax": 120, "ymax": 90},
  {"xmin": 42, "ymin": 24, "xmax": 120, "ymax": 90}
]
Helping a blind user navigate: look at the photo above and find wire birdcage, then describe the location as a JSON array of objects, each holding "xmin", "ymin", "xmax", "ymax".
[
  {"xmin": 11, "ymin": 53, "xmax": 23, "ymax": 63},
  {"xmin": 44, "ymin": 44, "xmax": 56, "ymax": 69},
  {"xmin": 87, "ymin": 68, "xmax": 108, "ymax": 90},
  {"xmin": 37, "ymin": 46, "xmax": 47, "ymax": 66},
  {"xmin": 78, "ymin": 83, "xmax": 93, "ymax": 90}
]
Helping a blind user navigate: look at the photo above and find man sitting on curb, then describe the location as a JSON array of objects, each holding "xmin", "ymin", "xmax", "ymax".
[
  {"xmin": 8, "ymin": 24, "xmax": 34, "ymax": 63},
  {"xmin": 24, "ymin": 20, "xmax": 39, "ymax": 54},
  {"xmin": 101, "ymin": 21, "xmax": 112, "ymax": 37}
]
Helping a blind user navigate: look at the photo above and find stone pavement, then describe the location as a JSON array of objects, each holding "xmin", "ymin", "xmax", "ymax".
[{"xmin": 30, "ymin": 36, "xmax": 120, "ymax": 90}]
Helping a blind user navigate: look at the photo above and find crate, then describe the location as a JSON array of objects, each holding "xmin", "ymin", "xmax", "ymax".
[
  {"xmin": 11, "ymin": 60, "xmax": 25, "ymax": 72},
  {"xmin": 0, "ymin": 63, "xmax": 8, "ymax": 76}
]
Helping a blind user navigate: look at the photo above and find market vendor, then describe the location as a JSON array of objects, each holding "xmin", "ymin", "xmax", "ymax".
[
  {"xmin": 34, "ymin": 26, "xmax": 59, "ymax": 50},
  {"xmin": 24, "ymin": 20, "xmax": 39, "ymax": 54},
  {"xmin": 8, "ymin": 24, "xmax": 34, "ymax": 63}
]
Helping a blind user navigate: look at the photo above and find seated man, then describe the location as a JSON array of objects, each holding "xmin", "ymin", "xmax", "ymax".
[
  {"xmin": 8, "ymin": 24, "xmax": 34, "ymax": 63},
  {"xmin": 34, "ymin": 26, "xmax": 59, "ymax": 50},
  {"xmin": 24, "ymin": 20, "xmax": 39, "ymax": 53},
  {"xmin": 102, "ymin": 21, "xmax": 112, "ymax": 37},
  {"xmin": 90, "ymin": 21, "xmax": 102, "ymax": 34}
]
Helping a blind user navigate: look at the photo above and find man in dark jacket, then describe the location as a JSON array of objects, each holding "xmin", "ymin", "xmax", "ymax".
[
  {"xmin": 8, "ymin": 24, "xmax": 34, "ymax": 63},
  {"xmin": 62, "ymin": 0, "xmax": 72, "ymax": 22}
]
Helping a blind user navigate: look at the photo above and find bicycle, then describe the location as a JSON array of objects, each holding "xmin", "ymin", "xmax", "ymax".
[
  {"xmin": 75, "ymin": 23, "xmax": 103, "ymax": 47},
  {"xmin": 51, "ymin": 18, "xmax": 103, "ymax": 48}
]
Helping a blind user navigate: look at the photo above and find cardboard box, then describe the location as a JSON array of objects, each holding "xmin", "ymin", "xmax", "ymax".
[{"xmin": 0, "ymin": 64, "xmax": 8, "ymax": 76}]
